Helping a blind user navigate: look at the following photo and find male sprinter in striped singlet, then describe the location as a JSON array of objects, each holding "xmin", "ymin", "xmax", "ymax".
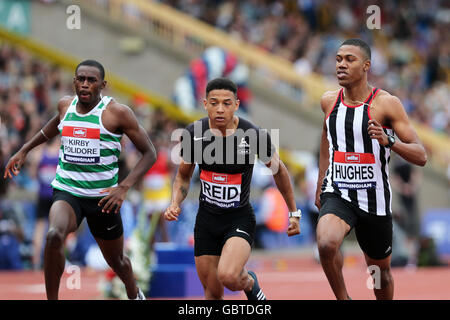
[
  {"xmin": 164, "ymin": 78, "xmax": 301, "ymax": 300},
  {"xmin": 4, "ymin": 60, "xmax": 156, "ymax": 300},
  {"xmin": 315, "ymin": 39, "xmax": 427, "ymax": 300}
]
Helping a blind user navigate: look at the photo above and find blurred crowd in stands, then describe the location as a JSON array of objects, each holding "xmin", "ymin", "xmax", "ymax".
[{"xmin": 162, "ymin": 0, "xmax": 449, "ymax": 134}]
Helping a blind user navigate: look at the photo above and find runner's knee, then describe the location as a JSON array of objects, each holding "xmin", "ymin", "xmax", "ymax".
[
  {"xmin": 379, "ymin": 268, "xmax": 393, "ymax": 288},
  {"xmin": 317, "ymin": 237, "xmax": 340, "ymax": 260},
  {"xmin": 104, "ymin": 253, "xmax": 127, "ymax": 270},
  {"xmin": 218, "ymin": 270, "xmax": 240, "ymax": 291},
  {"xmin": 46, "ymin": 228, "xmax": 65, "ymax": 249}
]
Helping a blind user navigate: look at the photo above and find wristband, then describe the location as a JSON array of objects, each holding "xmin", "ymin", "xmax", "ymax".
[
  {"xmin": 40, "ymin": 129, "xmax": 50, "ymax": 141},
  {"xmin": 289, "ymin": 209, "xmax": 302, "ymax": 218}
]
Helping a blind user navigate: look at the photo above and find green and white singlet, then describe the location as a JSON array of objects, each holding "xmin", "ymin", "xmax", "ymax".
[{"xmin": 51, "ymin": 95, "xmax": 122, "ymax": 198}]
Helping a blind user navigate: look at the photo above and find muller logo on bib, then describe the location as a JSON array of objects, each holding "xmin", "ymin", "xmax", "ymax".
[
  {"xmin": 212, "ymin": 173, "xmax": 228, "ymax": 183},
  {"xmin": 345, "ymin": 153, "xmax": 360, "ymax": 163},
  {"xmin": 200, "ymin": 170, "xmax": 242, "ymax": 209},
  {"xmin": 73, "ymin": 128, "xmax": 87, "ymax": 138},
  {"xmin": 62, "ymin": 126, "xmax": 101, "ymax": 164},
  {"xmin": 333, "ymin": 151, "xmax": 376, "ymax": 190}
]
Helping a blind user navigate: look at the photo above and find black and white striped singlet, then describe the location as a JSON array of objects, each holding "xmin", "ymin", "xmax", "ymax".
[{"xmin": 322, "ymin": 88, "xmax": 393, "ymax": 216}]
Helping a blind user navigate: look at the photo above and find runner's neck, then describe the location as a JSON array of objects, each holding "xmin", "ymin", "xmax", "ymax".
[
  {"xmin": 208, "ymin": 116, "xmax": 239, "ymax": 137},
  {"xmin": 342, "ymin": 83, "xmax": 372, "ymax": 105},
  {"xmin": 76, "ymin": 96, "xmax": 102, "ymax": 114}
]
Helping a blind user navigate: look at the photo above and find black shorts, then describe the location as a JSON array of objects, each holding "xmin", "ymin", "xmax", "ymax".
[
  {"xmin": 52, "ymin": 188, "xmax": 123, "ymax": 240},
  {"xmin": 194, "ymin": 205, "xmax": 256, "ymax": 257},
  {"xmin": 319, "ymin": 193, "xmax": 393, "ymax": 260},
  {"xmin": 36, "ymin": 197, "xmax": 52, "ymax": 219}
]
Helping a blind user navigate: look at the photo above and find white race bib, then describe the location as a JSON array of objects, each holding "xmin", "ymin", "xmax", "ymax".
[
  {"xmin": 200, "ymin": 170, "xmax": 242, "ymax": 209},
  {"xmin": 333, "ymin": 151, "xmax": 377, "ymax": 190},
  {"xmin": 61, "ymin": 126, "xmax": 100, "ymax": 164}
]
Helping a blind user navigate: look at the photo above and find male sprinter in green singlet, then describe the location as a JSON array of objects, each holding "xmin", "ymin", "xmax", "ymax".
[{"xmin": 4, "ymin": 60, "xmax": 157, "ymax": 300}]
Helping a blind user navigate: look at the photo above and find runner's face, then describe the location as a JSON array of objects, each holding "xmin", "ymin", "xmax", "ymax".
[
  {"xmin": 204, "ymin": 89, "xmax": 239, "ymax": 128},
  {"xmin": 336, "ymin": 45, "xmax": 370, "ymax": 86},
  {"xmin": 74, "ymin": 66, "xmax": 105, "ymax": 105}
]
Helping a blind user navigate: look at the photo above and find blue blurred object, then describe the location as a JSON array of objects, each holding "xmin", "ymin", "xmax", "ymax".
[
  {"xmin": 422, "ymin": 208, "xmax": 450, "ymax": 255},
  {"xmin": 166, "ymin": 200, "xmax": 197, "ymax": 245},
  {"xmin": 21, "ymin": 201, "xmax": 37, "ymax": 242},
  {"xmin": 121, "ymin": 200, "xmax": 137, "ymax": 240},
  {"xmin": 149, "ymin": 264, "xmax": 202, "ymax": 297},
  {"xmin": 0, "ymin": 200, "xmax": 30, "ymax": 269},
  {"xmin": 149, "ymin": 242, "xmax": 237, "ymax": 297},
  {"xmin": 154, "ymin": 242, "xmax": 195, "ymax": 265},
  {"xmin": 0, "ymin": 234, "xmax": 23, "ymax": 270},
  {"xmin": 149, "ymin": 243, "xmax": 201, "ymax": 297}
]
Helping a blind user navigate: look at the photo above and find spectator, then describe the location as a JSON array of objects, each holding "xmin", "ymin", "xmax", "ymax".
[
  {"xmin": 0, "ymin": 138, "xmax": 24, "ymax": 270},
  {"xmin": 0, "ymin": 201, "xmax": 25, "ymax": 270}
]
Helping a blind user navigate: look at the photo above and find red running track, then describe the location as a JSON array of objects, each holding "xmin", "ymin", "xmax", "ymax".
[{"xmin": 0, "ymin": 252, "xmax": 449, "ymax": 300}]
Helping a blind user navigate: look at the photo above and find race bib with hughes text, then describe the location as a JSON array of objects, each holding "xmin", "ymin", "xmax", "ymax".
[{"xmin": 333, "ymin": 151, "xmax": 376, "ymax": 190}]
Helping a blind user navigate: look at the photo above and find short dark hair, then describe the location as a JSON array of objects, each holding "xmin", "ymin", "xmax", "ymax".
[
  {"xmin": 340, "ymin": 38, "xmax": 371, "ymax": 61},
  {"xmin": 75, "ymin": 59, "xmax": 105, "ymax": 80},
  {"xmin": 205, "ymin": 77, "xmax": 237, "ymax": 98}
]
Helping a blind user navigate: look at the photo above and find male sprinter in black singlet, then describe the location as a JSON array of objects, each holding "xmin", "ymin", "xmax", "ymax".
[
  {"xmin": 315, "ymin": 39, "xmax": 427, "ymax": 300},
  {"xmin": 164, "ymin": 78, "xmax": 301, "ymax": 300}
]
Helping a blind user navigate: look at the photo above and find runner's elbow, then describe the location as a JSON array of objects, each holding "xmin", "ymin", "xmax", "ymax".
[
  {"xmin": 144, "ymin": 144, "xmax": 157, "ymax": 167},
  {"xmin": 418, "ymin": 153, "xmax": 427, "ymax": 167},
  {"xmin": 415, "ymin": 152, "xmax": 427, "ymax": 167}
]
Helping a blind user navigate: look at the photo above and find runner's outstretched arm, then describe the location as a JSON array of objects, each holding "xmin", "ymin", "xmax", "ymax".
[
  {"xmin": 164, "ymin": 160, "xmax": 195, "ymax": 221},
  {"xmin": 4, "ymin": 97, "xmax": 71, "ymax": 179}
]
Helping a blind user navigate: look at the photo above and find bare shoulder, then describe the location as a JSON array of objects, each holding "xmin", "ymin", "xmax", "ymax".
[
  {"xmin": 104, "ymin": 99, "xmax": 138, "ymax": 131},
  {"xmin": 57, "ymin": 95, "xmax": 74, "ymax": 109},
  {"xmin": 320, "ymin": 89, "xmax": 340, "ymax": 114},
  {"xmin": 372, "ymin": 89, "xmax": 408, "ymax": 126},
  {"xmin": 57, "ymin": 95, "xmax": 75, "ymax": 116},
  {"xmin": 373, "ymin": 89, "xmax": 403, "ymax": 108},
  {"xmin": 106, "ymin": 100, "xmax": 135, "ymax": 118}
]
